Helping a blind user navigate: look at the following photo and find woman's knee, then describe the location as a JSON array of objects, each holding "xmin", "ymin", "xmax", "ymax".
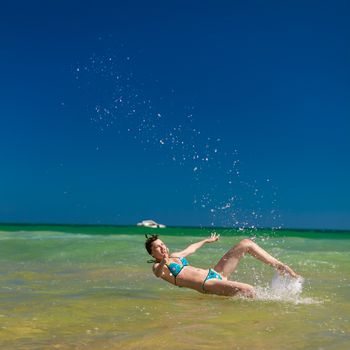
[
  {"xmin": 238, "ymin": 285, "xmax": 255, "ymax": 298},
  {"xmin": 238, "ymin": 238, "xmax": 253, "ymax": 250}
]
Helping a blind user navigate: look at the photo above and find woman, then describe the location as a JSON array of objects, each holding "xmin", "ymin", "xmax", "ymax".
[{"xmin": 145, "ymin": 233, "xmax": 298, "ymax": 298}]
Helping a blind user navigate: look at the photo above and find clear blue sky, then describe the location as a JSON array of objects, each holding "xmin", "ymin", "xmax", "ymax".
[{"xmin": 1, "ymin": 1, "xmax": 349, "ymax": 229}]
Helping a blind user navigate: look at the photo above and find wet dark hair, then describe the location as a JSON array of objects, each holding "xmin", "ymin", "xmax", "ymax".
[{"xmin": 145, "ymin": 234, "xmax": 159, "ymax": 255}]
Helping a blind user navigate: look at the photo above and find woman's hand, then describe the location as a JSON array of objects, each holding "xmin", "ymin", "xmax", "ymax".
[
  {"xmin": 160, "ymin": 246, "xmax": 170, "ymax": 264},
  {"xmin": 206, "ymin": 232, "xmax": 220, "ymax": 243}
]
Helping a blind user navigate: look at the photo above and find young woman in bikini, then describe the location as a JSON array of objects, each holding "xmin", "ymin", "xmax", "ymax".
[{"xmin": 145, "ymin": 233, "xmax": 298, "ymax": 298}]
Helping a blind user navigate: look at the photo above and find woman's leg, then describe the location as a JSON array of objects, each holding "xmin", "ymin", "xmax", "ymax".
[
  {"xmin": 213, "ymin": 238, "xmax": 298, "ymax": 278},
  {"xmin": 203, "ymin": 278, "xmax": 255, "ymax": 298}
]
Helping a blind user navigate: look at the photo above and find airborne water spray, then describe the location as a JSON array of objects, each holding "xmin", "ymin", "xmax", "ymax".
[{"xmin": 74, "ymin": 47, "xmax": 283, "ymax": 233}]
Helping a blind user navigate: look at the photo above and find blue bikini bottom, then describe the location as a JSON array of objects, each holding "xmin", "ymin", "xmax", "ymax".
[{"xmin": 202, "ymin": 268, "xmax": 223, "ymax": 291}]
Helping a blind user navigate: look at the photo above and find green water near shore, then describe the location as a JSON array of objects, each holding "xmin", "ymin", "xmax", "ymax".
[
  {"xmin": 1, "ymin": 223, "xmax": 350, "ymax": 238},
  {"xmin": 0, "ymin": 225, "xmax": 349, "ymax": 349}
]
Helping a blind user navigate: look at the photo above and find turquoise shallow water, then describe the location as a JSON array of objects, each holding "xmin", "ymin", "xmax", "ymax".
[{"xmin": 0, "ymin": 225, "xmax": 349, "ymax": 349}]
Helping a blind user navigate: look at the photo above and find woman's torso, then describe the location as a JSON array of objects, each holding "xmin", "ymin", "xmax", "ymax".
[{"xmin": 157, "ymin": 257, "xmax": 212, "ymax": 292}]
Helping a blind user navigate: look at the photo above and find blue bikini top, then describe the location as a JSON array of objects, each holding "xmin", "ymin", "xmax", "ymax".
[{"xmin": 166, "ymin": 257, "xmax": 189, "ymax": 277}]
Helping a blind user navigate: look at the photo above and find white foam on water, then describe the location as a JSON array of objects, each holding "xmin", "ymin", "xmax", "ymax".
[{"xmin": 254, "ymin": 273, "xmax": 321, "ymax": 305}]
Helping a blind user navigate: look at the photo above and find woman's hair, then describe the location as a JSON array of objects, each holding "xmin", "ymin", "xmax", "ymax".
[{"xmin": 145, "ymin": 234, "xmax": 158, "ymax": 255}]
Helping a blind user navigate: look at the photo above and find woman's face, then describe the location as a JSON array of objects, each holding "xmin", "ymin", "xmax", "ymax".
[{"xmin": 151, "ymin": 239, "xmax": 169, "ymax": 260}]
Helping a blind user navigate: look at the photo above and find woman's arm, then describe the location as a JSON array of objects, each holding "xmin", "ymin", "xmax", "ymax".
[
  {"xmin": 153, "ymin": 258, "xmax": 168, "ymax": 277},
  {"xmin": 153, "ymin": 247, "xmax": 170, "ymax": 278},
  {"xmin": 153, "ymin": 259, "xmax": 167, "ymax": 277},
  {"xmin": 172, "ymin": 232, "xmax": 220, "ymax": 257}
]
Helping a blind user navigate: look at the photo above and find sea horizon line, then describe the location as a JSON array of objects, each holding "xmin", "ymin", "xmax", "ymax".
[{"xmin": 0, "ymin": 222, "xmax": 349, "ymax": 233}]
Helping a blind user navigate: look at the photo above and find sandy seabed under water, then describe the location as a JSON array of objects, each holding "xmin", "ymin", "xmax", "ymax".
[{"xmin": 0, "ymin": 228, "xmax": 349, "ymax": 349}]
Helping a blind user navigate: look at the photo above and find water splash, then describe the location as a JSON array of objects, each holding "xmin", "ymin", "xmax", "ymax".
[
  {"xmin": 254, "ymin": 273, "xmax": 319, "ymax": 304},
  {"xmin": 75, "ymin": 48, "xmax": 283, "ymax": 229}
]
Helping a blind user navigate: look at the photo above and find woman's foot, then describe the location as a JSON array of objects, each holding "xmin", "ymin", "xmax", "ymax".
[{"xmin": 275, "ymin": 262, "xmax": 299, "ymax": 278}]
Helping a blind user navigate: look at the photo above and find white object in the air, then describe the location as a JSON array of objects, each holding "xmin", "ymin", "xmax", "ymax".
[{"xmin": 137, "ymin": 220, "xmax": 166, "ymax": 228}]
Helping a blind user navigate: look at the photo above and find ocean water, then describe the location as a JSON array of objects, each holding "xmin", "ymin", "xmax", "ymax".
[{"xmin": 0, "ymin": 225, "xmax": 349, "ymax": 349}]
